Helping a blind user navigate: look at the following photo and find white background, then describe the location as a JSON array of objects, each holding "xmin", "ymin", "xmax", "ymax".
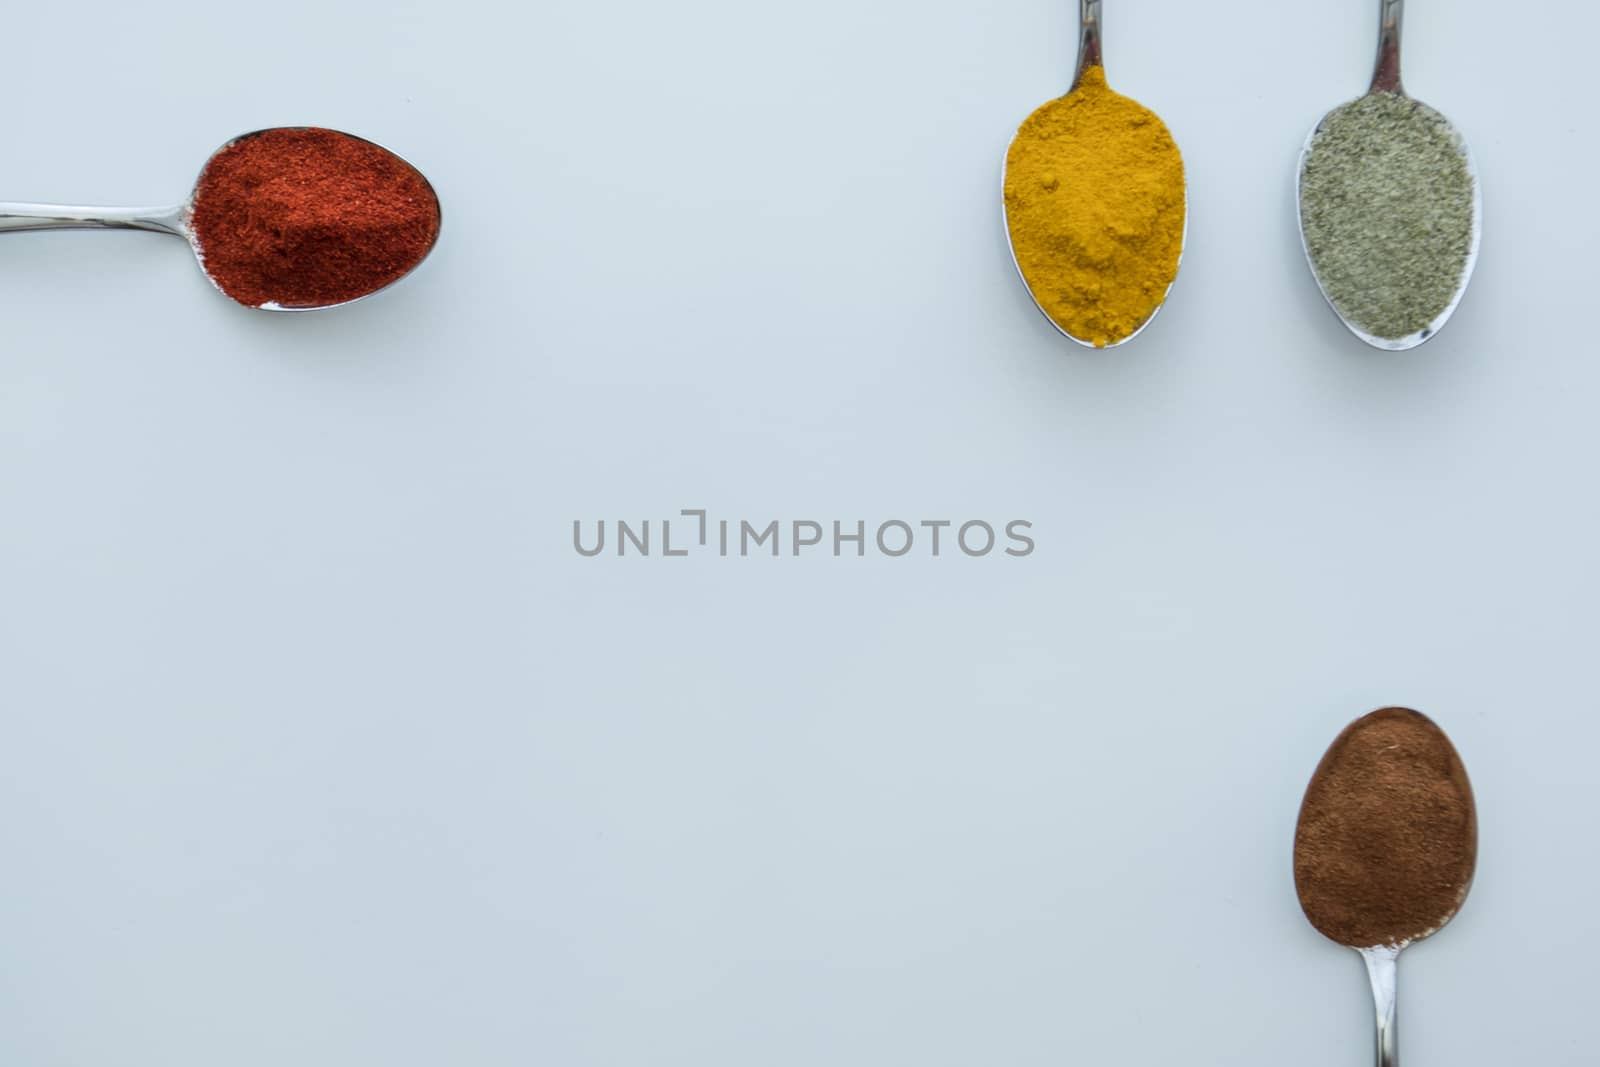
[{"xmin": 1, "ymin": 1, "xmax": 1594, "ymax": 1064}]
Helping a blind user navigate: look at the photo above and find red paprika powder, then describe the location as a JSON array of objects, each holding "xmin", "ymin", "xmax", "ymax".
[{"xmin": 189, "ymin": 127, "xmax": 440, "ymax": 309}]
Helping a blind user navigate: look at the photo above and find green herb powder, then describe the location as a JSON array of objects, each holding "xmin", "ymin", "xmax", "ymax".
[{"xmin": 1299, "ymin": 92, "xmax": 1475, "ymax": 341}]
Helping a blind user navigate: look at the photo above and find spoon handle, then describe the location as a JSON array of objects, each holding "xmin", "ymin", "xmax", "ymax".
[
  {"xmin": 0, "ymin": 203, "xmax": 186, "ymax": 236},
  {"xmin": 1370, "ymin": 0, "xmax": 1404, "ymax": 93},
  {"xmin": 1072, "ymin": 0, "xmax": 1103, "ymax": 89},
  {"xmin": 1360, "ymin": 945, "xmax": 1400, "ymax": 1067}
]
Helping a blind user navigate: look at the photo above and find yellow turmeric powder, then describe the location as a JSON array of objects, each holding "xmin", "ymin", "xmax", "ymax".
[{"xmin": 1004, "ymin": 66, "xmax": 1186, "ymax": 347}]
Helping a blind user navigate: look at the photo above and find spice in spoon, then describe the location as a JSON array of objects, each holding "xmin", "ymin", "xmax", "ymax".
[
  {"xmin": 1294, "ymin": 706, "xmax": 1477, "ymax": 948},
  {"xmin": 190, "ymin": 128, "xmax": 441, "ymax": 309},
  {"xmin": 1298, "ymin": 93, "xmax": 1475, "ymax": 343},
  {"xmin": 1003, "ymin": 65, "xmax": 1185, "ymax": 347}
]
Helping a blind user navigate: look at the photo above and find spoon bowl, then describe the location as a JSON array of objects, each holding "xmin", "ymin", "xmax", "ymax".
[
  {"xmin": 0, "ymin": 127, "xmax": 440, "ymax": 312},
  {"xmin": 1294, "ymin": 707, "xmax": 1477, "ymax": 1067},
  {"xmin": 1297, "ymin": 0, "xmax": 1481, "ymax": 350},
  {"xmin": 1002, "ymin": 0, "xmax": 1186, "ymax": 349}
]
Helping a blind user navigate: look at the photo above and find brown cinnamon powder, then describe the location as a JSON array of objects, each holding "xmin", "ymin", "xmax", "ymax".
[{"xmin": 1293, "ymin": 707, "xmax": 1477, "ymax": 948}]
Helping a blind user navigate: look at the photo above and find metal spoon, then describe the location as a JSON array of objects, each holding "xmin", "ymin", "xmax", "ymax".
[
  {"xmin": 1002, "ymin": 0, "xmax": 1187, "ymax": 348},
  {"xmin": 0, "ymin": 128, "xmax": 440, "ymax": 312},
  {"xmin": 1294, "ymin": 708, "xmax": 1478, "ymax": 1067},
  {"xmin": 1296, "ymin": 0, "xmax": 1482, "ymax": 350}
]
